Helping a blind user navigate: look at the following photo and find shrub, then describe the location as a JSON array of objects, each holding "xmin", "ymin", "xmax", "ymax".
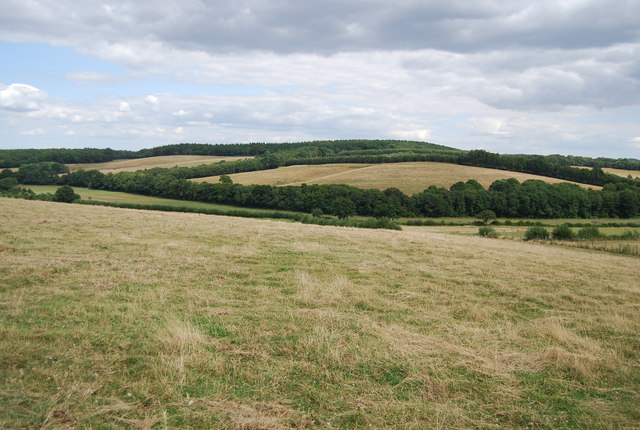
[
  {"xmin": 478, "ymin": 226, "xmax": 497, "ymax": 238},
  {"xmin": 620, "ymin": 230, "xmax": 640, "ymax": 240},
  {"xmin": 523, "ymin": 226, "xmax": 549, "ymax": 241},
  {"xmin": 0, "ymin": 177, "xmax": 18, "ymax": 190},
  {"xmin": 577, "ymin": 226, "xmax": 602, "ymax": 240},
  {"xmin": 552, "ymin": 224, "xmax": 575, "ymax": 241},
  {"xmin": 54, "ymin": 186, "xmax": 81, "ymax": 203}
]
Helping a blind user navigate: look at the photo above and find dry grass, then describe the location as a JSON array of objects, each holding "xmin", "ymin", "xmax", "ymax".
[
  {"xmin": 193, "ymin": 162, "xmax": 600, "ymax": 193},
  {"xmin": 1, "ymin": 198, "xmax": 639, "ymax": 429},
  {"xmin": 67, "ymin": 155, "xmax": 253, "ymax": 173}
]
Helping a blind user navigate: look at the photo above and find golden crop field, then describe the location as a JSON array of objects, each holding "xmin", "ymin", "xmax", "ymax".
[
  {"xmin": 1, "ymin": 198, "xmax": 638, "ymax": 429},
  {"xmin": 572, "ymin": 166, "xmax": 640, "ymax": 179},
  {"xmin": 602, "ymin": 168, "xmax": 640, "ymax": 179},
  {"xmin": 67, "ymin": 155, "xmax": 253, "ymax": 173},
  {"xmin": 194, "ymin": 162, "xmax": 600, "ymax": 194}
]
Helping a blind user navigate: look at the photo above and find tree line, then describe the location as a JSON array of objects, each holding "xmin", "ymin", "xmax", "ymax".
[{"xmin": 0, "ymin": 140, "xmax": 460, "ymax": 168}]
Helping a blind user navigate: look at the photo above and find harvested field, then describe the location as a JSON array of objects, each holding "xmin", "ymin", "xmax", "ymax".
[{"xmin": 194, "ymin": 162, "xmax": 600, "ymax": 194}]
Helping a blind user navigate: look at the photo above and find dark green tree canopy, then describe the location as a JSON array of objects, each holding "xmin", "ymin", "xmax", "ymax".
[{"xmin": 54, "ymin": 186, "xmax": 81, "ymax": 203}]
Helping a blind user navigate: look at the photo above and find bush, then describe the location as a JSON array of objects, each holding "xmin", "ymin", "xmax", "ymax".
[
  {"xmin": 478, "ymin": 226, "xmax": 497, "ymax": 238},
  {"xmin": 523, "ymin": 226, "xmax": 549, "ymax": 241},
  {"xmin": 620, "ymin": 230, "xmax": 640, "ymax": 240},
  {"xmin": 0, "ymin": 177, "xmax": 18, "ymax": 190},
  {"xmin": 552, "ymin": 224, "xmax": 575, "ymax": 241},
  {"xmin": 577, "ymin": 226, "xmax": 602, "ymax": 240},
  {"xmin": 54, "ymin": 185, "xmax": 81, "ymax": 203}
]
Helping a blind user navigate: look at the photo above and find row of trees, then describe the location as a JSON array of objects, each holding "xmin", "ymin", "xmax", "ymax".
[{"xmin": 457, "ymin": 150, "xmax": 636, "ymax": 187}]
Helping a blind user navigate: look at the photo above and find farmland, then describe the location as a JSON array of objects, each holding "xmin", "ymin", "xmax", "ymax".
[
  {"xmin": 1, "ymin": 198, "xmax": 639, "ymax": 429},
  {"xmin": 193, "ymin": 162, "xmax": 600, "ymax": 194},
  {"xmin": 67, "ymin": 155, "xmax": 253, "ymax": 173},
  {"xmin": 25, "ymin": 185, "xmax": 303, "ymax": 217}
]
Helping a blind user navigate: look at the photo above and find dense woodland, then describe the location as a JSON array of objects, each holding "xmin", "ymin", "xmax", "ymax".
[
  {"xmin": 2, "ymin": 141, "xmax": 639, "ymax": 219},
  {"xmin": 2, "ymin": 140, "xmax": 639, "ymax": 171}
]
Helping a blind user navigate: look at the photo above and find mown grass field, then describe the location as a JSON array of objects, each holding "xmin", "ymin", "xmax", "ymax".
[
  {"xmin": 26, "ymin": 185, "xmax": 302, "ymax": 217},
  {"xmin": 67, "ymin": 155, "xmax": 253, "ymax": 173},
  {"xmin": 1, "ymin": 199, "xmax": 639, "ymax": 429},
  {"xmin": 193, "ymin": 162, "xmax": 600, "ymax": 194}
]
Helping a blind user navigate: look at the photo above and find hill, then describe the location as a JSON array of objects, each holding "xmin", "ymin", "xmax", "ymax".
[
  {"xmin": 194, "ymin": 162, "xmax": 600, "ymax": 194},
  {"xmin": 66, "ymin": 155, "xmax": 253, "ymax": 173},
  {"xmin": 1, "ymin": 198, "xmax": 638, "ymax": 428}
]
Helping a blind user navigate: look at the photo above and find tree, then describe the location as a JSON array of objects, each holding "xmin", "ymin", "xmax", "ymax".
[
  {"xmin": 54, "ymin": 185, "xmax": 80, "ymax": 203},
  {"xmin": 219, "ymin": 175, "xmax": 233, "ymax": 185},
  {"xmin": 330, "ymin": 197, "xmax": 357, "ymax": 219},
  {"xmin": 523, "ymin": 226, "xmax": 549, "ymax": 241},
  {"xmin": 476, "ymin": 209, "xmax": 497, "ymax": 225},
  {"xmin": 0, "ymin": 177, "xmax": 18, "ymax": 190},
  {"xmin": 551, "ymin": 224, "xmax": 575, "ymax": 241}
]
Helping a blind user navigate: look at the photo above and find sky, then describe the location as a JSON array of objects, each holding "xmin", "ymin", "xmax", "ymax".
[{"xmin": 1, "ymin": 1, "xmax": 639, "ymax": 158}]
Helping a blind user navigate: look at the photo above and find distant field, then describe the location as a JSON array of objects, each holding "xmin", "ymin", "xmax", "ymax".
[
  {"xmin": 67, "ymin": 155, "xmax": 253, "ymax": 173},
  {"xmin": 573, "ymin": 166, "xmax": 640, "ymax": 179},
  {"xmin": 26, "ymin": 185, "xmax": 301, "ymax": 217},
  {"xmin": 602, "ymin": 167, "xmax": 640, "ymax": 178},
  {"xmin": 194, "ymin": 162, "xmax": 600, "ymax": 194},
  {"xmin": 1, "ymin": 199, "xmax": 639, "ymax": 428},
  {"xmin": 405, "ymin": 224, "xmax": 640, "ymax": 257}
]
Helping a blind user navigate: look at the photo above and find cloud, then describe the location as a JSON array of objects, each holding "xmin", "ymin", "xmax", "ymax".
[
  {"xmin": 2, "ymin": 1, "xmax": 638, "ymax": 55},
  {"xmin": 20, "ymin": 128, "xmax": 45, "ymax": 135},
  {"xmin": 1, "ymin": 1, "xmax": 639, "ymax": 158},
  {"xmin": 0, "ymin": 83, "xmax": 47, "ymax": 111}
]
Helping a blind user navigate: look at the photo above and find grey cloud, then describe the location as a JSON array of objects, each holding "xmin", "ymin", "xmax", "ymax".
[{"xmin": 1, "ymin": 0, "xmax": 639, "ymax": 54}]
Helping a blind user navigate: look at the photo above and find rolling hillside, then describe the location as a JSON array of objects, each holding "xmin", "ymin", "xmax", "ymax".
[
  {"xmin": 193, "ymin": 162, "xmax": 601, "ymax": 194},
  {"xmin": 67, "ymin": 155, "xmax": 253, "ymax": 173},
  {"xmin": 1, "ymin": 198, "xmax": 638, "ymax": 429}
]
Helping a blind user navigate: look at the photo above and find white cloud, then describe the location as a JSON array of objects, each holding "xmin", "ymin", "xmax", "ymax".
[
  {"xmin": 119, "ymin": 101, "xmax": 131, "ymax": 112},
  {"xmin": 0, "ymin": 83, "xmax": 47, "ymax": 112}
]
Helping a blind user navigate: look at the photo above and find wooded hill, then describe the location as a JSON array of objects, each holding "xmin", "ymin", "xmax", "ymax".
[{"xmin": 2, "ymin": 140, "xmax": 640, "ymax": 219}]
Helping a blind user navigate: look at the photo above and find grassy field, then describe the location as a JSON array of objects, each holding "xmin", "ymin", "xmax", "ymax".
[
  {"xmin": 193, "ymin": 162, "xmax": 600, "ymax": 194},
  {"xmin": 67, "ymin": 155, "xmax": 253, "ymax": 173},
  {"xmin": 26, "ymin": 185, "xmax": 302, "ymax": 217},
  {"xmin": 1, "ymin": 199, "xmax": 639, "ymax": 429}
]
